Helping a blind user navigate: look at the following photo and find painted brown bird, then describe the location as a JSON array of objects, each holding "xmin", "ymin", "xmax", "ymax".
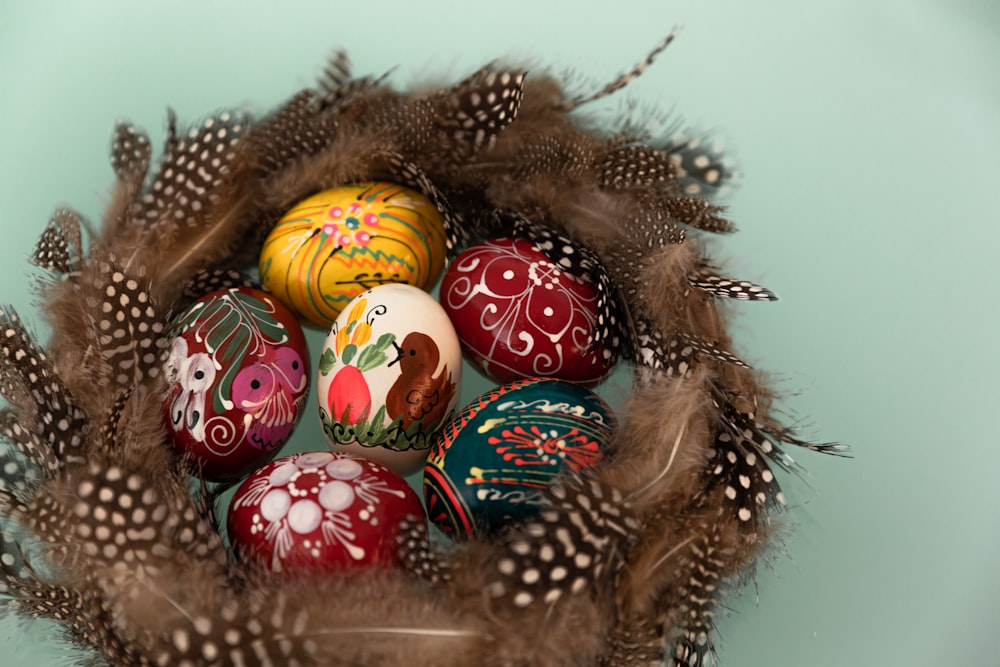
[{"xmin": 386, "ymin": 331, "xmax": 455, "ymax": 430}]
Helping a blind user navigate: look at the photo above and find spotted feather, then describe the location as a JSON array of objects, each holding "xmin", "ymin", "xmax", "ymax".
[
  {"xmin": 396, "ymin": 515, "xmax": 452, "ymax": 585},
  {"xmin": 633, "ymin": 204, "xmax": 687, "ymax": 249},
  {"xmin": 97, "ymin": 386, "xmax": 132, "ymax": 453},
  {"xmin": 662, "ymin": 197, "xmax": 734, "ymax": 234},
  {"xmin": 510, "ymin": 135, "xmax": 594, "ymax": 180},
  {"xmin": 437, "ymin": 66, "xmax": 525, "ymax": 156},
  {"xmin": 243, "ymin": 90, "xmax": 337, "ymax": 176},
  {"xmin": 665, "ymin": 135, "xmax": 734, "ymax": 199},
  {"xmin": 688, "ymin": 271, "xmax": 777, "ymax": 301},
  {"xmin": 0, "ymin": 410, "xmax": 58, "ymax": 476},
  {"xmin": 603, "ymin": 614, "xmax": 668, "ymax": 667},
  {"xmin": 560, "ymin": 32, "xmax": 677, "ymax": 111},
  {"xmin": 84, "ymin": 262, "xmax": 168, "ymax": 387},
  {"xmin": 598, "ymin": 145, "xmax": 676, "ymax": 189},
  {"xmin": 666, "ymin": 527, "xmax": 726, "ymax": 667},
  {"xmin": 675, "ymin": 332, "xmax": 749, "ymax": 369},
  {"xmin": 486, "ymin": 479, "xmax": 638, "ymax": 609},
  {"xmin": 0, "ymin": 308, "xmax": 87, "ymax": 466},
  {"xmin": 30, "ymin": 209, "xmax": 83, "ymax": 275},
  {"xmin": 135, "ymin": 111, "xmax": 249, "ymax": 226},
  {"xmin": 703, "ymin": 430, "xmax": 784, "ymax": 527},
  {"xmin": 111, "ymin": 121, "xmax": 152, "ymax": 184},
  {"xmin": 0, "ymin": 529, "xmax": 29, "ymax": 583}
]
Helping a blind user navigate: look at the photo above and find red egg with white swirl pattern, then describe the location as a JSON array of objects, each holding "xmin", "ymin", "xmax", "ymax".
[
  {"xmin": 439, "ymin": 238, "xmax": 615, "ymax": 384},
  {"xmin": 162, "ymin": 288, "xmax": 310, "ymax": 482},
  {"xmin": 227, "ymin": 451, "xmax": 425, "ymax": 574}
]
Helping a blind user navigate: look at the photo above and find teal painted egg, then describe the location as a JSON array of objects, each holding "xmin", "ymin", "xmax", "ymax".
[{"xmin": 423, "ymin": 378, "xmax": 616, "ymax": 538}]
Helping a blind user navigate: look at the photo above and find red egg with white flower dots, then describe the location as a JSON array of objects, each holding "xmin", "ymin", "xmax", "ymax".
[
  {"xmin": 439, "ymin": 237, "xmax": 616, "ymax": 385},
  {"xmin": 227, "ymin": 451, "xmax": 425, "ymax": 574}
]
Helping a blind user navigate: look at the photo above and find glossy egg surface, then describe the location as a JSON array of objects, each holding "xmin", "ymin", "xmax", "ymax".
[
  {"xmin": 317, "ymin": 283, "xmax": 462, "ymax": 475},
  {"xmin": 163, "ymin": 287, "xmax": 310, "ymax": 481},
  {"xmin": 439, "ymin": 237, "xmax": 616, "ymax": 385},
  {"xmin": 423, "ymin": 377, "xmax": 616, "ymax": 538},
  {"xmin": 259, "ymin": 182, "xmax": 447, "ymax": 328},
  {"xmin": 228, "ymin": 451, "xmax": 425, "ymax": 573}
]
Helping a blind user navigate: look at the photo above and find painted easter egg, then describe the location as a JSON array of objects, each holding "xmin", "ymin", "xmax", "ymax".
[
  {"xmin": 423, "ymin": 377, "xmax": 616, "ymax": 539},
  {"xmin": 162, "ymin": 287, "xmax": 310, "ymax": 481},
  {"xmin": 227, "ymin": 451, "xmax": 425, "ymax": 574},
  {"xmin": 439, "ymin": 237, "xmax": 616, "ymax": 385},
  {"xmin": 317, "ymin": 283, "xmax": 463, "ymax": 476},
  {"xmin": 259, "ymin": 182, "xmax": 447, "ymax": 328}
]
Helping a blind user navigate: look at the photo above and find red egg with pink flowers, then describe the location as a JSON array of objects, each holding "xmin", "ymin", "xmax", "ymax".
[
  {"xmin": 439, "ymin": 237, "xmax": 616, "ymax": 385},
  {"xmin": 227, "ymin": 451, "xmax": 425, "ymax": 574},
  {"xmin": 162, "ymin": 287, "xmax": 310, "ymax": 481}
]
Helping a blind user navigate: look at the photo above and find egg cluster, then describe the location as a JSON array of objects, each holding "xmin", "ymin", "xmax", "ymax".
[{"xmin": 161, "ymin": 182, "xmax": 619, "ymax": 574}]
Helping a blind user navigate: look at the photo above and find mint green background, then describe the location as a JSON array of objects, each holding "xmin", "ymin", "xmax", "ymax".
[{"xmin": 2, "ymin": 1, "xmax": 998, "ymax": 665}]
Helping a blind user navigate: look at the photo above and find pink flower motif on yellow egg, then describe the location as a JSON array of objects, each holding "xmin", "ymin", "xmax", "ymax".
[{"xmin": 322, "ymin": 202, "xmax": 380, "ymax": 248}]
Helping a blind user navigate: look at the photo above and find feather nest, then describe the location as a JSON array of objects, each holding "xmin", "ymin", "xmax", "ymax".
[{"xmin": 0, "ymin": 37, "xmax": 843, "ymax": 667}]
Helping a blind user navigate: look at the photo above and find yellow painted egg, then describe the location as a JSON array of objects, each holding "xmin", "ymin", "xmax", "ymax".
[{"xmin": 259, "ymin": 182, "xmax": 447, "ymax": 328}]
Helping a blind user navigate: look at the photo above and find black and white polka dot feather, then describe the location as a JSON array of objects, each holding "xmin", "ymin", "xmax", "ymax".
[
  {"xmin": 246, "ymin": 89, "xmax": 340, "ymax": 176},
  {"xmin": 598, "ymin": 145, "xmax": 676, "ymax": 189},
  {"xmin": 676, "ymin": 332, "xmax": 749, "ymax": 370},
  {"xmin": 688, "ymin": 271, "xmax": 777, "ymax": 301},
  {"xmin": 721, "ymin": 404, "xmax": 799, "ymax": 475},
  {"xmin": 111, "ymin": 121, "xmax": 152, "ymax": 184},
  {"xmin": 703, "ymin": 430, "xmax": 784, "ymax": 527},
  {"xmin": 97, "ymin": 387, "xmax": 133, "ymax": 453},
  {"xmin": 438, "ymin": 67, "xmax": 525, "ymax": 156},
  {"xmin": 560, "ymin": 32, "xmax": 676, "ymax": 111},
  {"xmin": 135, "ymin": 111, "xmax": 248, "ymax": 226},
  {"xmin": 30, "ymin": 209, "xmax": 83, "ymax": 276},
  {"xmin": 317, "ymin": 48, "xmax": 352, "ymax": 95},
  {"xmin": 667, "ymin": 528, "xmax": 726, "ymax": 667},
  {"xmin": 634, "ymin": 206, "xmax": 687, "ymax": 249},
  {"xmin": 84, "ymin": 263, "xmax": 168, "ymax": 387},
  {"xmin": 486, "ymin": 480, "xmax": 638, "ymax": 609},
  {"xmin": 603, "ymin": 614, "xmax": 670, "ymax": 667},
  {"xmin": 665, "ymin": 135, "xmax": 734, "ymax": 199},
  {"xmin": 0, "ymin": 411, "xmax": 59, "ymax": 476},
  {"xmin": 663, "ymin": 197, "xmax": 734, "ymax": 234},
  {"xmin": 0, "ymin": 308, "xmax": 87, "ymax": 466},
  {"xmin": 396, "ymin": 515, "xmax": 451, "ymax": 585},
  {"xmin": 57, "ymin": 463, "xmax": 226, "ymax": 568},
  {"xmin": 1, "ymin": 529, "xmax": 29, "ymax": 584}
]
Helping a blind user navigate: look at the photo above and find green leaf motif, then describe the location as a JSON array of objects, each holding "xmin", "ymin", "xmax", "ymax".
[
  {"xmin": 319, "ymin": 348, "xmax": 337, "ymax": 375},
  {"xmin": 341, "ymin": 343, "xmax": 358, "ymax": 366},
  {"xmin": 172, "ymin": 290, "xmax": 291, "ymax": 412},
  {"xmin": 356, "ymin": 332, "xmax": 396, "ymax": 372},
  {"xmin": 319, "ymin": 403, "xmax": 435, "ymax": 452}
]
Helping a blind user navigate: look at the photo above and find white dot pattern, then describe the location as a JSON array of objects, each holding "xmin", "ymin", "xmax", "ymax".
[
  {"xmin": 486, "ymin": 480, "xmax": 637, "ymax": 610},
  {"xmin": 0, "ymin": 308, "xmax": 87, "ymax": 466},
  {"xmin": 132, "ymin": 111, "xmax": 247, "ymax": 226},
  {"xmin": 441, "ymin": 66, "xmax": 525, "ymax": 155},
  {"xmin": 688, "ymin": 271, "xmax": 777, "ymax": 302},
  {"xmin": 85, "ymin": 262, "xmax": 168, "ymax": 387}
]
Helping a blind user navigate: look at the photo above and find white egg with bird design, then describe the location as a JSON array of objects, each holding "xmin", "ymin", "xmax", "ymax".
[{"xmin": 317, "ymin": 283, "xmax": 462, "ymax": 475}]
